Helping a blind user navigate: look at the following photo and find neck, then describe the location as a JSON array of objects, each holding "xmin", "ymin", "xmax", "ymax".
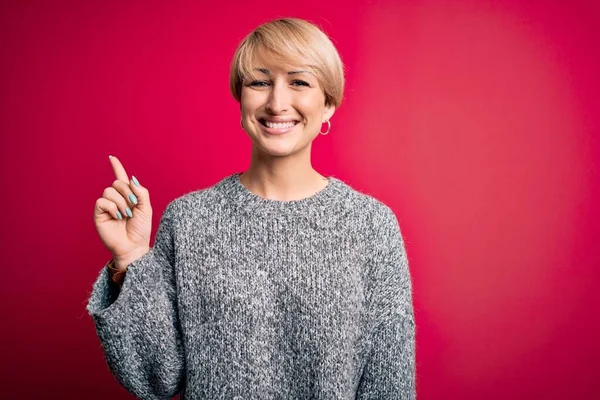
[{"xmin": 240, "ymin": 148, "xmax": 328, "ymax": 202}]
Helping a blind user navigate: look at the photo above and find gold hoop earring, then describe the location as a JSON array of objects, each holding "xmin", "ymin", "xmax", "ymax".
[{"xmin": 319, "ymin": 120, "xmax": 331, "ymax": 135}]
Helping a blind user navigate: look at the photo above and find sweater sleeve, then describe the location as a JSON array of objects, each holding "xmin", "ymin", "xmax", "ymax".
[
  {"xmin": 86, "ymin": 202, "xmax": 184, "ymax": 400},
  {"xmin": 356, "ymin": 206, "xmax": 416, "ymax": 400}
]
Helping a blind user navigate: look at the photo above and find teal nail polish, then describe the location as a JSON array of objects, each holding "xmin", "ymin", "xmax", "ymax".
[
  {"xmin": 129, "ymin": 193, "xmax": 138, "ymax": 205},
  {"xmin": 116, "ymin": 211, "xmax": 123, "ymax": 220},
  {"xmin": 132, "ymin": 175, "xmax": 140, "ymax": 187},
  {"xmin": 125, "ymin": 207, "xmax": 133, "ymax": 218}
]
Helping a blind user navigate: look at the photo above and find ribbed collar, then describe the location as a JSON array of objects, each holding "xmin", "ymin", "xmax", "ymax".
[{"xmin": 216, "ymin": 172, "xmax": 348, "ymax": 217}]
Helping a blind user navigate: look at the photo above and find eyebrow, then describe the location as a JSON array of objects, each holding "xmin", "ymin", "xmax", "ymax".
[{"xmin": 254, "ymin": 68, "xmax": 315, "ymax": 76}]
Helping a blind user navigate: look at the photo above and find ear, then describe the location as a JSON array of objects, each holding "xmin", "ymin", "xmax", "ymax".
[{"xmin": 323, "ymin": 103, "xmax": 336, "ymax": 122}]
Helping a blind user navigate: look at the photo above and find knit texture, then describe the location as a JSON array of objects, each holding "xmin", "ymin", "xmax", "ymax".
[{"xmin": 87, "ymin": 172, "xmax": 415, "ymax": 399}]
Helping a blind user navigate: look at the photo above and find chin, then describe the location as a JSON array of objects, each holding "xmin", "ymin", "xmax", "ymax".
[
  {"xmin": 255, "ymin": 141, "xmax": 307, "ymax": 158},
  {"xmin": 260, "ymin": 147, "xmax": 296, "ymax": 158}
]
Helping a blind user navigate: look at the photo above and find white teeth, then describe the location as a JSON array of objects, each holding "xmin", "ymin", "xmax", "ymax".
[{"xmin": 265, "ymin": 121, "xmax": 296, "ymax": 129}]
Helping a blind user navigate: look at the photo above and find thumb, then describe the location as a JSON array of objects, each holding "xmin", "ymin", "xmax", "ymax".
[{"xmin": 129, "ymin": 175, "xmax": 152, "ymax": 214}]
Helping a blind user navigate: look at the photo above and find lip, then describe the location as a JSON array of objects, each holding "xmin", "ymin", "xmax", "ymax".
[
  {"xmin": 260, "ymin": 116, "xmax": 300, "ymax": 123},
  {"xmin": 258, "ymin": 117, "xmax": 300, "ymax": 135}
]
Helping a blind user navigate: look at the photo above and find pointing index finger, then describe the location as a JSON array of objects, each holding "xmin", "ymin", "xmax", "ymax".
[{"xmin": 109, "ymin": 155, "xmax": 129, "ymax": 183}]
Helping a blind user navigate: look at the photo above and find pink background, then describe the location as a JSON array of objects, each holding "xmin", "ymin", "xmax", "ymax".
[{"xmin": 1, "ymin": 0, "xmax": 598, "ymax": 398}]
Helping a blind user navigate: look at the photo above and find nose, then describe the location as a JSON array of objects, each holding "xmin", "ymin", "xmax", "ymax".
[{"xmin": 265, "ymin": 81, "xmax": 290, "ymax": 114}]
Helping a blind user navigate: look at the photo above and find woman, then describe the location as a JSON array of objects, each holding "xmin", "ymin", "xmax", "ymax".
[{"xmin": 88, "ymin": 17, "xmax": 415, "ymax": 399}]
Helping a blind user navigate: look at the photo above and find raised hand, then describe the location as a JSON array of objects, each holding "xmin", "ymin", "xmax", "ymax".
[{"xmin": 94, "ymin": 155, "xmax": 152, "ymax": 277}]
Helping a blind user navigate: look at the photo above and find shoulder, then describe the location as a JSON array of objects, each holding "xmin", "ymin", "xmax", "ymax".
[
  {"xmin": 328, "ymin": 178, "xmax": 404, "ymax": 253},
  {"xmin": 335, "ymin": 178, "xmax": 400, "ymax": 230},
  {"xmin": 339, "ymin": 185, "xmax": 410, "ymax": 277},
  {"xmin": 160, "ymin": 175, "xmax": 231, "ymax": 221}
]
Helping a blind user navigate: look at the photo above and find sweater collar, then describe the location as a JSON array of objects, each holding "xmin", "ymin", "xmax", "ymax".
[{"xmin": 217, "ymin": 172, "xmax": 348, "ymax": 217}]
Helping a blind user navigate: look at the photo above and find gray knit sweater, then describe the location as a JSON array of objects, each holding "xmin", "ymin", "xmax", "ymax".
[{"xmin": 87, "ymin": 172, "xmax": 415, "ymax": 399}]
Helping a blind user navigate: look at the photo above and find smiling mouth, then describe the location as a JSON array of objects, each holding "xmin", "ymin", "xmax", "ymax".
[{"xmin": 259, "ymin": 118, "xmax": 299, "ymax": 129}]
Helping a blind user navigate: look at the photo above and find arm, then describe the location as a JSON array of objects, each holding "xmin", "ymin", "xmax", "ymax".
[
  {"xmin": 87, "ymin": 202, "xmax": 184, "ymax": 400},
  {"xmin": 356, "ymin": 206, "xmax": 416, "ymax": 399}
]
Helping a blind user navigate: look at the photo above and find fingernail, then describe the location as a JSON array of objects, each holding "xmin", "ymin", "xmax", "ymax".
[
  {"xmin": 125, "ymin": 207, "xmax": 133, "ymax": 218},
  {"xmin": 128, "ymin": 193, "xmax": 138, "ymax": 205},
  {"xmin": 116, "ymin": 211, "xmax": 123, "ymax": 220},
  {"xmin": 132, "ymin": 175, "xmax": 140, "ymax": 187}
]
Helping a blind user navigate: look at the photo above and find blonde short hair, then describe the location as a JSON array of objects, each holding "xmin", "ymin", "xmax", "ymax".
[{"xmin": 229, "ymin": 18, "xmax": 345, "ymax": 108}]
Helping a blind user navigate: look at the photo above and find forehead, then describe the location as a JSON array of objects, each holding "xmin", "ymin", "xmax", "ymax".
[
  {"xmin": 253, "ymin": 67, "xmax": 315, "ymax": 78},
  {"xmin": 247, "ymin": 50, "xmax": 316, "ymax": 76}
]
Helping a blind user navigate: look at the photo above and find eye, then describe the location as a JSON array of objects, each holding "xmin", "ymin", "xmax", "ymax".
[
  {"xmin": 247, "ymin": 80, "xmax": 270, "ymax": 87},
  {"xmin": 291, "ymin": 80, "xmax": 310, "ymax": 87}
]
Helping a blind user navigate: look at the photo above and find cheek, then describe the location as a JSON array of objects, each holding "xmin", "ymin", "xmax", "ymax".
[
  {"xmin": 240, "ymin": 89, "xmax": 263, "ymax": 114},
  {"xmin": 296, "ymin": 95, "xmax": 325, "ymax": 122}
]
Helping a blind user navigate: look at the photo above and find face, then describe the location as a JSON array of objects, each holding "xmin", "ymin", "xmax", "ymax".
[{"xmin": 240, "ymin": 53, "xmax": 335, "ymax": 158}]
